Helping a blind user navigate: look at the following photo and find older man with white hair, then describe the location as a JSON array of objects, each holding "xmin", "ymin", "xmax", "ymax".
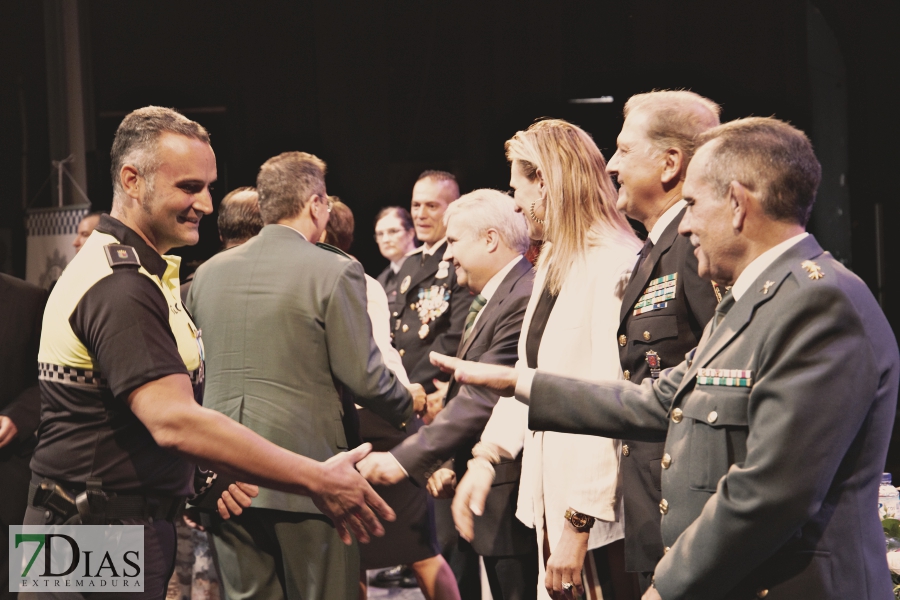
[{"xmin": 359, "ymin": 189, "xmax": 538, "ymax": 600}]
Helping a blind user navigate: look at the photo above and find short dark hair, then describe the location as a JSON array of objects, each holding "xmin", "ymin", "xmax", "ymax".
[
  {"xmin": 218, "ymin": 187, "xmax": 263, "ymax": 244},
  {"xmin": 322, "ymin": 197, "xmax": 355, "ymax": 252},
  {"xmin": 110, "ymin": 106, "xmax": 210, "ymax": 202},
  {"xmin": 696, "ymin": 117, "xmax": 822, "ymax": 226},
  {"xmin": 256, "ymin": 151, "xmax": 327, "ymax": 225},
  {"xmin": 417, "ymin": 169, "xmax": 458, "ymax": 185},
  {"xmin": 374, "ymin": 206, "xmax": 414, "ymax": 232}
]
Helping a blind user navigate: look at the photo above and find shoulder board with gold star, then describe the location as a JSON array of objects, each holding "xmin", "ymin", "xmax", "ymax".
[{"xmin": 103, "ymin": 244, "xmax": 140, "ymax": 268}]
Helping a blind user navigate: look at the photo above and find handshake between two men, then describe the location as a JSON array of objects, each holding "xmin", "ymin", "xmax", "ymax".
[{"xmin": 354, "ymin": 356, "xmax": 511, "ymax": 539}]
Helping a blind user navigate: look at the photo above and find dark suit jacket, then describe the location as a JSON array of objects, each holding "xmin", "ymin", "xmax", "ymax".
[
  {"xmin": 529, "ymin": 235, "xmax": 898, "ymax": 599},
  {"xmin": 0, "ymin": 274, "xmax": 47, "ymax": 447},
  {"xmin": 617, "ymin": 209, "xmax": 718, "ymax": 572},
  {"xmin": 187, "ymin": 225, "xmax": 413, "ymax": 514},
  {"xmin": 392, "ymin": 256, "xmax": 535, "ymax": 556},
  {"xmin": 391, "ymin": 242, "xmax": 469, "ymax": 393}
]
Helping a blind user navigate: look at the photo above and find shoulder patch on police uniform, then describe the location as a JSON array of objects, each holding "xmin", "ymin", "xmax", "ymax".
[{"xmin": 103, "ymin": 244, "xmax": 141, "ymax": 268}]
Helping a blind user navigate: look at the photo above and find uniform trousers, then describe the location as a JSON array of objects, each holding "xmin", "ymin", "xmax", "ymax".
[
  {"xmin": 20, "ymin": 505, "xmax": 176, "ymax": 600},
  {"xmin": 209, "ymin": 507, "xmax": 357, "ymax": 600}
]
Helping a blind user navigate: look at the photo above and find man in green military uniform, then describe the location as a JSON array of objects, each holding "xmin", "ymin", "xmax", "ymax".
[
  {"xmin": 28, "ymin": 106, "xmax": 395, "ymax": 600},
  {"xmin": 436, "ymin": 117, "xmax": 898, "ymax": 600}
]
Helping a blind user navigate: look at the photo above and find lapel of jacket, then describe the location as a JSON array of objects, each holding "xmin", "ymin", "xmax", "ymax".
[
  {"xmin": 619, "ymin": 210, "xmax": 685, "ymax": 324},
  {"xmin": 401, "ymin": 242, "xmax": 448, "ymax": 292},
  {"xmin": 456, "ymin": 257, "xmax": 530, "ymax": 359},
  {"xmin": 674, "ymin": 236, "xmax": 825, "ymax": 401}
]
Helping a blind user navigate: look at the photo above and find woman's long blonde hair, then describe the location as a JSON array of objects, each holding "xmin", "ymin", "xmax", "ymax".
[{"xmin": 505, "ymin": 119, "xmax": 636, "ymax": 294}]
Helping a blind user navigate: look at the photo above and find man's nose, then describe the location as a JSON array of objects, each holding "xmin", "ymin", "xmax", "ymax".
[
  {"xmin": 607, "ymin": 151, "xmax": 620, "ymax": 174},
  {"xmin": 678, "ymin": 208, "xmax": 692, "ymax": 236},
  {"xmin": 194, "ymin": 189, "xmax": 214, "ymax": 216}
]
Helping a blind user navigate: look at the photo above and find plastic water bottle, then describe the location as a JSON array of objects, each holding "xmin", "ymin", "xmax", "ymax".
[{"xmin": 879, "ymin": 473, "xmax": 900, "ymax": 519}]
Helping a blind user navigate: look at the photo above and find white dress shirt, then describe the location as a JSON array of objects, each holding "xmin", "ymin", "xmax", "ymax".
[
  {"xmin": 470, "ymin": 255, "xmax": 524, "ymax": 330},
  {"xmin": 648, "ymin": 199, "xmax": 687, "ymax": 244}
]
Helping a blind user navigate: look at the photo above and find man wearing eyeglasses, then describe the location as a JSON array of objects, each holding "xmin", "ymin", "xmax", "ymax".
[{"xmin": 187, "ymin": 151, "xmax": 422, "ymax": 600}]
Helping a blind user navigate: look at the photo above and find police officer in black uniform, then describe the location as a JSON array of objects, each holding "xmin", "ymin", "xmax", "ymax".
[
  {"xmin": 25, "ymin": 106, "xmax": 395, "ymax": 600},
  {"xmin": 606, "ymin": 90, "xmax": 721, "ymax": 592}
]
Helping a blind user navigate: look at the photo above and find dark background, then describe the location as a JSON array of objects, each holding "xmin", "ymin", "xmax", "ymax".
[{"xmin": 1, "ymin": 0, "xmax": 898, "ymax": 469}]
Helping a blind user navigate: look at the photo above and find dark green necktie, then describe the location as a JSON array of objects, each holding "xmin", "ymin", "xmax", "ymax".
[
  {"xmin": 712, "ymin": 290, "xmax": 735, "ymax": 330},
  {"xmin": 463, "ymin": 294, "xmax": 487, "ymax": 342}
]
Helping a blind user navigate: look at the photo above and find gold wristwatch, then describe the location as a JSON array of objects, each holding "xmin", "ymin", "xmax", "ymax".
[{"xmin": 564, "ymin": 508, "xmax": 595, "ymax": 532}]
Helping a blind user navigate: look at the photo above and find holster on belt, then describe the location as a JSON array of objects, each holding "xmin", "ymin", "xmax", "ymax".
[{"xmin": 30, "ymin": 478, "xmax": 186, "ymax": 524}]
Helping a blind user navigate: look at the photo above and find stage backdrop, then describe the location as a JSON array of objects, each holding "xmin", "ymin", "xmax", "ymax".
[{"xmin": 25, "ymin": 204, "xmax": 89, "ymax": 289}]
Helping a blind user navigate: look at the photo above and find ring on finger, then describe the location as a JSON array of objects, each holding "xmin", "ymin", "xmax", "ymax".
[{"xmin": 562, "ymin": 582, "xmax": 573, "ymax": 591}]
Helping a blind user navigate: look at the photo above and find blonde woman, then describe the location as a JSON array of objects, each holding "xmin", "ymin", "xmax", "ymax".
[{"xmin": 452, "ymin": 119, "xmax": 640, "ymax": 600}]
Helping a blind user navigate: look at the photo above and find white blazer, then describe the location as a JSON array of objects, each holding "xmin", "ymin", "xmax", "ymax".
[{"xmin": 481, "ymin": 237, "xmax": 638, "ymax": 552}]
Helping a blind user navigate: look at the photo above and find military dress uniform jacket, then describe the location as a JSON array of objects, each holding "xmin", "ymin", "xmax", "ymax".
[
  {"xmin": 391, "ymin": 256, "xmax": 535, "ymax": 557},
  {"xmin": 391, "ymin": 242, "xmax": 469, "ymax": 393},
  {"xmin": 527, "ymin": 235, "xmax": 898, "ymax": 600},
  {"xmin": 617, "ymin": 209, "xmax": 718, "ymax": 573},
  {"xmin": 187, "ymin": 225, "xmax": 413, "ymax": 514}
]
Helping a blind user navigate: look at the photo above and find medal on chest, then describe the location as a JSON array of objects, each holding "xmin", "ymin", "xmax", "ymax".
[
  {"xmin": 415, "ymin": 285, "xmax": 451, "ymax": 338},
  {"xmin": 436, "ymin": 260, "xmax": 450, "ymax": 280},
  {"xmin": 633, "ymin": 272, "xmax": 678, "ymax": 316}
]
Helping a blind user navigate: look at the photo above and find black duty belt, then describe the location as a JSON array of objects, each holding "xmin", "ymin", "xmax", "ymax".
[{"xmin": 29, "ymin": 479, "xmax": 186, "ymax": 524}]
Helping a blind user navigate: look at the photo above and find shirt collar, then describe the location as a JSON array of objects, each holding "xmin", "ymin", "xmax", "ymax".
[
  {"xmin": 390, "ymin": 255, "xmax": 409, "ymax": 274},
  {"xmin": 422, "ymin": 237, "xmax": 448, "ymax": 257},
  {"xmin": 273, "ymin": 223, "xmax": 309, "ymax": 241},
  {"xmin": 648, "ymin": 200, "xmax": 687, "ymax": 245},
  {"xmin": 479, "ymin": 255, "xmax": 524, "ymax": 304},
  {"xmin": 731, "ymin": 232, "xmax": 809, "ymax": 301},
  {"xmin": 95, "ymin": 215, "xmax": 168, "ymax": 278}
]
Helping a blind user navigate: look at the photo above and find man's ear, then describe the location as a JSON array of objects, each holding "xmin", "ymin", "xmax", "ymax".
[
  {"xmin": 484, "ymin": 229, "xmax": 500, "ymax": 253},
  {"xmin": 120, "ymin": 165, "xmax": 141, "ymax": 200},
  {"xmin": 661, "ymin": 148, "xmax": 685, "ymax": 186},
  {"xmin": 729, "ymin": 181, "xmax": 751, "ymax": 232}
]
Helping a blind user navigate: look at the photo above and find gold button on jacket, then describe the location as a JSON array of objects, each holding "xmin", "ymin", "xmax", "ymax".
[
  {"xmin": 671, "ymin": 408, "xmax": 683, "ymax": 423},
  {"xmin": 643, "ymin": 331, "xmax": 651, "ymax": 341},
  {"xmin": 618, "ymin": 334, "xmax": 627, "ymax": 346},
  {"xmin": 623, "ymin": 370, "xmax": 631, "ymax": 381},
  {"xmin": 661, "ymin": 453, "xmax": 672, "ymax": 469},
  {"xmin": 659, "ymin": 499, "xmax": 669, "ymax": 515},
  {"xmin": 707, "ymin": 411, "xmax": 718, "ymax": 424},
  {"xmin": 622, "ymin": 444, "xmax": 630, "ymax": 457}
]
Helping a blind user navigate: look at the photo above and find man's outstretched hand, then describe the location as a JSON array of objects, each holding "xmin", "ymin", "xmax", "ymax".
[
  {"xmin": 312, "ymin": 443, "xmax": 397, "ymax": 545},
  {"xmin": 430, "ymin": 352, "xmax": 519, "ymax": 397},
  {"xmin": 357, "ymin": 451, "xmax": 407, "ymax": 486},
  {"xmin": 407, "ymin": 383, "xmax": 427, "ymax": 416},
  {"xmin": 451, "ymin": 466, "xmax": 493, "ymax": 542}
]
